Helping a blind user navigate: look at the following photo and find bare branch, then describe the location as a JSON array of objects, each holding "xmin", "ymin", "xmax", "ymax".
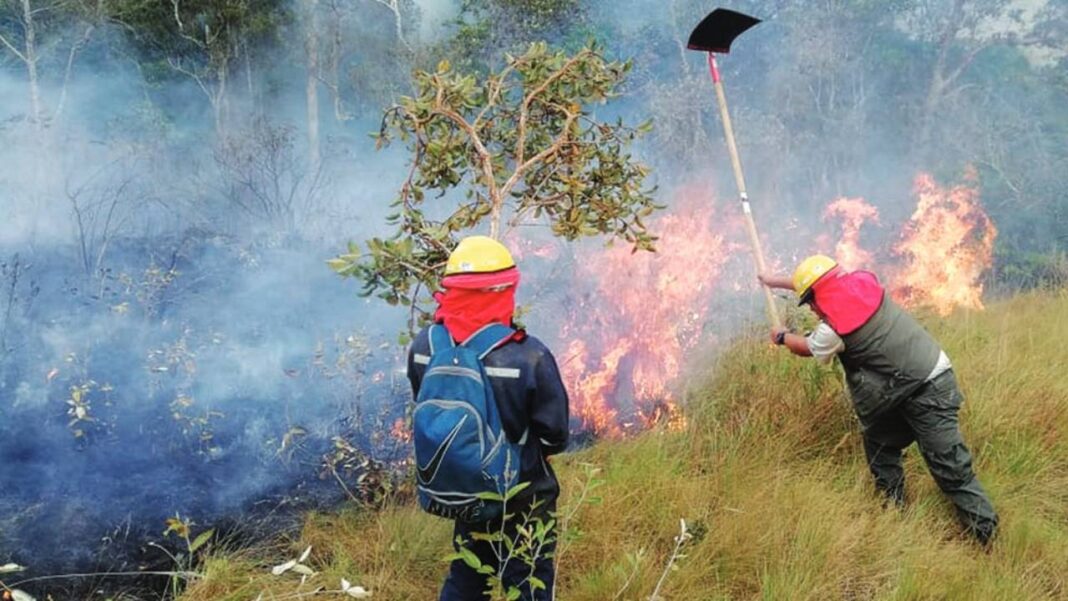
[
  {"xmin": 167, "ymin": 56, "xmax": 213, "ymax": 102},
  {"xmin": 501, "ymin": 107, "xmax": 579, "ymax": 200},
  {"xmin": 515, "ymin": 49, "xmax": 591, "ymax": 168},
  {"xmin": 943, "ymin": 40, "xmax": 994, "ymax": 88},
  {"xmin": 429, "ymin": 103, "xmax": 500, "ymax": 207},
  {"xmin": 171, "ymin": 0, "xmax": 183, "ymax": 31},
  {"xmin": 473, "ymin": 62, "xmax": 516, "ymax": 128},
  {"xmin": 56, "ymin": 23, "xmax": 96, "ymax": 119},
  {"xmin": 0, "ymin": 31, "xmax": 28, "ymax": 63},
  {"xmin": 370, "ymin": 0, "xmax": 411, "ymax": 53}
]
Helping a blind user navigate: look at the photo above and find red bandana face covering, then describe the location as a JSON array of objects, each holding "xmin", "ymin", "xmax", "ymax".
[
  {"xmin": 433, "ymin": 268, "xmax": 520, "ymax": 343},
  {"xmin": 810, "ymin": 268, "xmax": 885, "ymax": 336}
]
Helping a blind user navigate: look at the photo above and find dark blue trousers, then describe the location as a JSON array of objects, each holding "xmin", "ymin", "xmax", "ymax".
[{"xmin": 439, "ymin": 502, "xmax": 556, "ymax": 600}]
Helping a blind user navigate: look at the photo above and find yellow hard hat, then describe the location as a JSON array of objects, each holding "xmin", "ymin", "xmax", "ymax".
[
  {"xmin": 793, "ymin": 255, "xmax": 838, "ymax": 301},
  {"xmin": 445, "ymin": 236, "xmax": 516, "ymax": 275}
]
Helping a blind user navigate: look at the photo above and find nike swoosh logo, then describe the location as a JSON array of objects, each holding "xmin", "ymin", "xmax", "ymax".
[{"xmin": 418, "ymin": 415, "xmax": 467, "ymax": 484}]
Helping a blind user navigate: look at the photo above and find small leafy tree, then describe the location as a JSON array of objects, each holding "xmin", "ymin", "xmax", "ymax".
[{"xmin": 330, "ymin": 41, "xmax": 661, "ymax": 324}]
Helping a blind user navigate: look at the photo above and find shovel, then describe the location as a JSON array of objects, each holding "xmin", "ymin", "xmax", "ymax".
[{"xmin": 688, "ymin": 8, "xmax": 782, "ymax": 330}]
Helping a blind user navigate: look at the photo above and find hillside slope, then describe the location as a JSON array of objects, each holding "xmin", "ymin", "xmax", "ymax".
[{"xmin": 181, "ymin": 291, "xmax": 1068, "ymax": 600}]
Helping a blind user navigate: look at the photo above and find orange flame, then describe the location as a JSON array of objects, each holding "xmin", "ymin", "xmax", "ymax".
[
  {"xmin": 561, "ymin": 338, "xmax": 626, "ymax": 436},
  {"xmin": 390, "ymin": 417, "xmax": 412, "ymax": 444},
  {"xmin": 890, "ymin": 171, "xmax": 996, "ymax": 315},
  {"xmin": 820, "ymin": 171, "xmax": 997, "ymax": 316},
  {"xmin": 560, "ymin": 184, "xmax": 736, "ymax": 436},
  {"xmin": 554, "ymin": 171, "xmax": 995, "ymax": 437},
  {"xmin": 823, "ymin": 197, "xmax": 879, "ymax": 271}
]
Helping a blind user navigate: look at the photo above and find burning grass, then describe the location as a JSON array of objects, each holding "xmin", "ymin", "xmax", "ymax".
[
  {"xmin": 559, "ymin": 170, "xmax": 997, "ymax": 437},
  {"xmin": 178, "ymin": 290, "xmax": 1068, "ymax": 600}
]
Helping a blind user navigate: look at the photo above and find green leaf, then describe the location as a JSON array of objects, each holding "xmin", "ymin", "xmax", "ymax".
[
  {"xmin": 326, "ymin": 258, "xmax": 350, "ymax": 273},
  {"xmin": 189, "ymin": 529, "xmax": 214, "ymax": 553},
  {"xmin": 469, "ymin": 531, "xmax": 502, "ymax": 543},
  {"xmin": 458, "ymin": 547, "xmax": 483, "ymax": 570},
  {"xmin": 504, "ymin": 481, "xmax": 531, "ymax": 501}
]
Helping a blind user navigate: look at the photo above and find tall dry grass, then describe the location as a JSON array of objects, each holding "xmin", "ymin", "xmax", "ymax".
[{"xmin": 180, "ymin": 290, "xmax": 1068, "ymax": 600}]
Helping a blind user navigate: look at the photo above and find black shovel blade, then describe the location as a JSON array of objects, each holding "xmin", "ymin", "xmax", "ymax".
[{"xmin": 687, "ymin": 8, "xmax": 761, "ymax": 53}]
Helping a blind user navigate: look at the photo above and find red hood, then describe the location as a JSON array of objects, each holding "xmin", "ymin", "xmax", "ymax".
[
  {"xmin": 811, "ymin": 268, "xmax": 885, "ymax": 335},
  {"xmin": 433, "ymin": 268, "xmax": 520, "ymax": 343}
]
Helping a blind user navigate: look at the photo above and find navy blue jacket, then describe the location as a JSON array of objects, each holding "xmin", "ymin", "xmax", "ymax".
[{"xmin": 407, "ymin": 326, "xmax": 570, "ymax": 505}]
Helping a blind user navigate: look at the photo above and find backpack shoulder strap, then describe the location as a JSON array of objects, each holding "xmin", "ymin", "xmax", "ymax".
[
  {"xmin": 460, "ymin": 323, "xmax": 516, "ymax": 360},
  {"xmin": 428, "ymin": 324, "xmax": 455, "ymax": 355}
]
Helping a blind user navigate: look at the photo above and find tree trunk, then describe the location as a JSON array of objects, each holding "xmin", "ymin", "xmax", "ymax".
[
  {"xmin": 391, "ymin": 0, "xmax": 407, "ymax": 53},
  {"xmin": 305, "ymin": 0, "xmax": 321, "ymax": 169},
  {"xmin": 56, "ymin": 24, "xmax": 96, "ymax": 122},
  {"xmin": 489, "ymin": 191, "xmax": 503, "ymax": 240},
  {"xmin": 214, "ymin": 61, "xmax": 230, "ymax": 136},
  {"xmin": 245, "ymin": 39, "xmax": 255, "ymax": 113},
  {"xmin": 21, "ymin": 0, "xmax": 42, "ymax": 127},
  {"xmin": 327, "ymin": 0, "xmax": 348, "ymax": 122},
  {"xmin": 916, "ymin": 0, "xmax": 964, "ymax": 154},
  {"xmin": 373, "ymin": 0, "xmax": 410, "ymax": 53},
  {"xmin": 917, "ymin": 66, "xmax": 944, "ymax": 151}
]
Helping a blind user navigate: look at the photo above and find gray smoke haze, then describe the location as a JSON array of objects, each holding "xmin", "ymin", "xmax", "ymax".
[
  {"xmin": 0, "ymin": 14, "xmax": 417, "ymax": 580},
  {"xmin": 413, "ymin": 0, "xmax": 460, "ymax": 39}
]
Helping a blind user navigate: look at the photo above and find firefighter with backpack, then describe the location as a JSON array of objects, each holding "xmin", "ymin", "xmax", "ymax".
[{"xmin": 407, "ymin": 235, "xmax": 570, "ymax": 600}]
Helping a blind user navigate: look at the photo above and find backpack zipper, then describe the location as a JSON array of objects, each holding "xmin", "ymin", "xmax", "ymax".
[
  {"xmin": 426, "ymin": 365, "xmax": 483, "ymax": 385},
  {"xmin": 414, "ymin": 399, "xmax": 486, "ymax": 456}
]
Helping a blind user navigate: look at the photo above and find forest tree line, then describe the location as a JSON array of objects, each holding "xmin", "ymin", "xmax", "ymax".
[{"xmin": 1, "ymin": 0, "xmax": 1066, "ymax": 278}]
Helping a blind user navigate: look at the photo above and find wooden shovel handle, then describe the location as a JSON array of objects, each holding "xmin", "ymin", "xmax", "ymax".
[{"xmin": 709, "ymin": 54, "xmax": 782, "ymax": 330}]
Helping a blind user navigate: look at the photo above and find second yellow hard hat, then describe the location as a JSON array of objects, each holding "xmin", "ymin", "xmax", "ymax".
[
  {"xmin": 444, "ymin": 236, "xmax": 516, "ymax": 275},
  {"xmin": 793, "ymin": 255, "xmax": 838, "ymax": 300}
]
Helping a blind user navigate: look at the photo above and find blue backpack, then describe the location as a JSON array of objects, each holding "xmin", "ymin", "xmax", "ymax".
[{"xmin": 414, "ymin": 323, "xmax": 524, "ymax": 523}]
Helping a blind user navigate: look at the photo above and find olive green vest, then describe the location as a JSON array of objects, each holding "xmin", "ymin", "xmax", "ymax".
[{"xmin": 838, "ymin": 293, "xmax": 941, "ymax": 423}]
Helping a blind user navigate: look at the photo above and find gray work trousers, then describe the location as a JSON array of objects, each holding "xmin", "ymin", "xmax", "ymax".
[{"xmin": 861, "ymin": 369, "xmax": 999, "ymax": 544}]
